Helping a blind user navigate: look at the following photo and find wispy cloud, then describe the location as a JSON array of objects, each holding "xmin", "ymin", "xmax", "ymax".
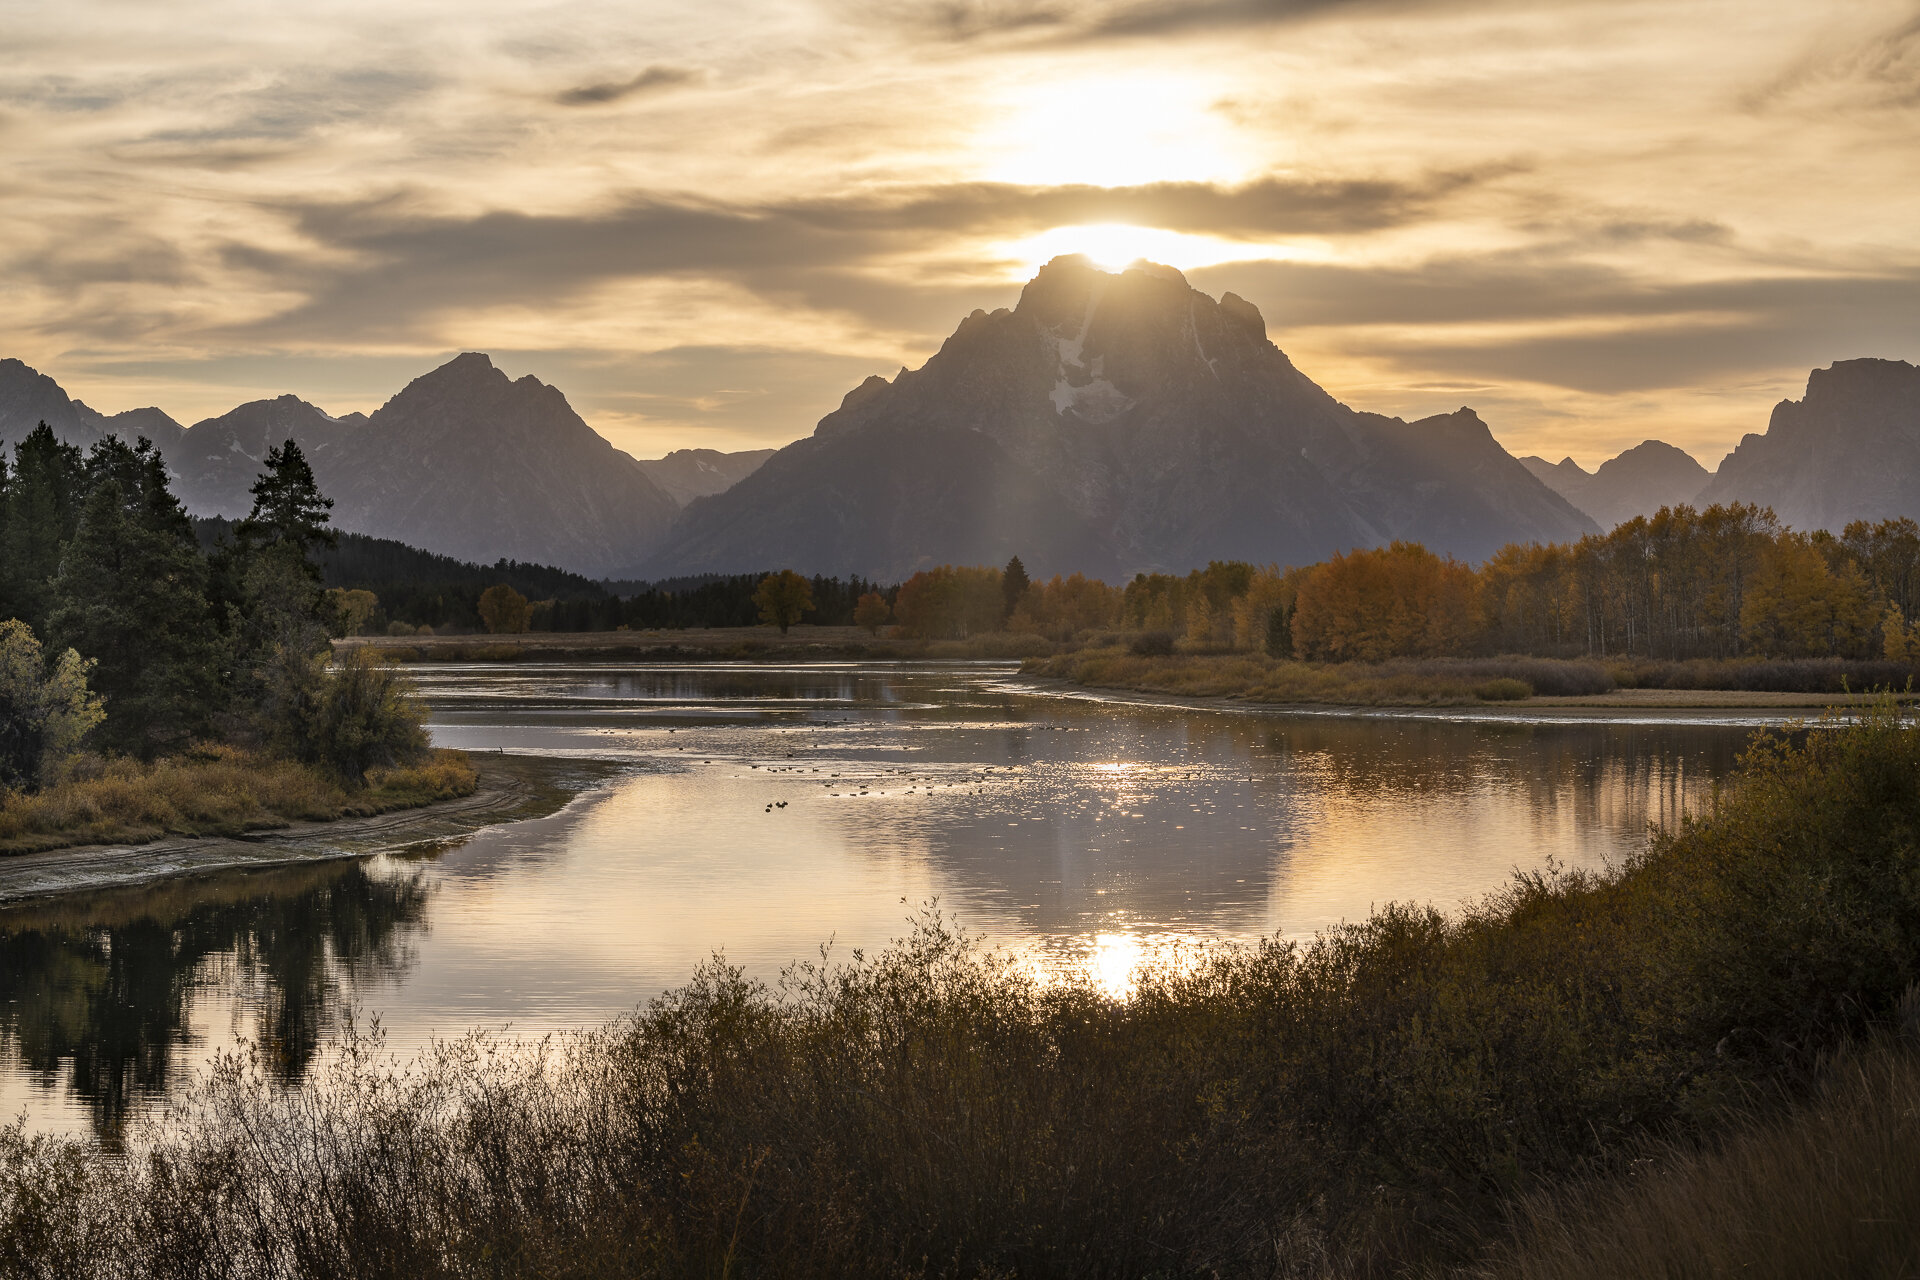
[{"xmin": 555, "ymin": 64, "xmax": 704, "ymax": 106}]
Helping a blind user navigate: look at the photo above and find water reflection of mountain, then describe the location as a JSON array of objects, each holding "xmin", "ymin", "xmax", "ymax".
[{"xmin": 0, "ymin": 859, "xmax": 430, "ymax": 1139}]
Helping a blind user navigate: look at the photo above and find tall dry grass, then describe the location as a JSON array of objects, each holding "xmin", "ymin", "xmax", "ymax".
[
  {"xmin": 0, "ymin": 747, "xmax": 477, "ymax": 854},
  {"xmin": 1482, "ymin": 1027, "xmax": 1920, "ymax": 1280}
]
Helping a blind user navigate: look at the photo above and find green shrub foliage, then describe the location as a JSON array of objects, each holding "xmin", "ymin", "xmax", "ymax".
[
  {"xmin": 265, "ymin": 647, "xmax": 429, "ymax": 782},
  {"xmin": 0, "ymin": 620, "xmax": 102, "ymax": 791}
]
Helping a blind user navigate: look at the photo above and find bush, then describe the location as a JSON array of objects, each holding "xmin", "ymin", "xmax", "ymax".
[
  {"xmin": 266, "ymin": 647, "xmax": 430, "ymax": 783},
  {"xmin": 1475, "ymin": 677, "xmax": 1532, "ymax": 701},
  {"xmin": 0, "ymin": 620, "xmax": 104, "ymax": 792},
  {"xmin": 1129, "ymin": 630, "xmax": 1175, "ymax": 656}
]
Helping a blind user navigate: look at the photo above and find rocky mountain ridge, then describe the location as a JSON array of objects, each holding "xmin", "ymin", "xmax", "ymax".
[
  {"xmin": 649, "ymin": 257, "xmax": 1598, "ymax": 581},
  {"xmin": 1697, "ymin": 358, "xmax": 1920, "ymax": 532},
  {"xmin": 1520, "ymin": 439, "xmax": 1712, "ymax": 531}
]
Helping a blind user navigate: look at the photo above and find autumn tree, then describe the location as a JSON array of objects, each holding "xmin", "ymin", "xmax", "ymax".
[
  {"xmin": 0, "ymin": 619, "xmax": 103, "ymax": 790},
  {"xmin": 478, "ymin": 584, "xmax": 532, "ymax": 634},
  {"xmin": 892, "ymin": 566, "xmax": 1002, "ymax": 639},
  {"xmin": 754, "ymin": 570, "xmax": 815, "ymax": 634},
  {"xmin": 1291, "ymin": 542, "xmax": 1478, "ymax": 662},
  {"xmin": 326, "ymin": 588, "xmax": 380, "ymax": 636},
  {"xmin": 1740, "ymin": 533, "xmax": 1877, "ymax": 658},
  {"xmin": 853, "ymin": 591, "xmax": 891, "ymax": 635},
  {"xmin": 1014, "ymin": 573, "xmax": 1123, "ymax": 640}
]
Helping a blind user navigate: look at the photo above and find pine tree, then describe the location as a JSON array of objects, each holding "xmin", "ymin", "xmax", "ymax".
[
  {"xmin": 220, "ymin": 440, "xmax": 340, "ymax": 670},
  {"xmin": 234, "ymin": 440, "xmax": 336, "ymax": 572},
  {"xmin": 47, "ymin": 439, "xmax": 224, "ymax": 757},
  {"xmin": 1, "ymin": 424, "xmax": 86, "ymax": 636},
  {"xmin": 1001, "ymin": 555, "xmax": 1030, "ymax": 620}
]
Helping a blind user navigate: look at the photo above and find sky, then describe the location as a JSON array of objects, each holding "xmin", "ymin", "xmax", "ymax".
[{"xmin": 3, "ymin": 0, "xmax": 1917, "ymax": 468}]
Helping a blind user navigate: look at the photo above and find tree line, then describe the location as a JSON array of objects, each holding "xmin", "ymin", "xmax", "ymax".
[
  {"xmin": 844, "ymin": 504, "xmax": 1920, "ymax": 663},
  {"xmin": 0, "ymin": 423, "xmax": 423, "ymax": 789}
]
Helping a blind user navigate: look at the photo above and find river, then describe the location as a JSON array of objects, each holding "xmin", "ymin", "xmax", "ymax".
[{"xmin": 0, "ymin": 661, "xmax": 1785, "ymax": 1139}]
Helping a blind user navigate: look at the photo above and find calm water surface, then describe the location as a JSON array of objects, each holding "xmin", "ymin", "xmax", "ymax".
[{"xmin": 2, "ymin": 661, "xmax": 1783, "ymax": 1138}]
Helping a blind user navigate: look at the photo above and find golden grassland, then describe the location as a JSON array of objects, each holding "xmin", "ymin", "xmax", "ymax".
[{"xmin": 0, "ymin": 747, "xmax": 478, "ymax": 856}]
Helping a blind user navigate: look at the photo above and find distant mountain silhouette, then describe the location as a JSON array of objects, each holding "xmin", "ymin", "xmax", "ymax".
[
  {"xmin": 635, "ymin": 447, "xmax": 778, "ymax": 508},
  {"xmin": 171, "ymin": 394, "xmax": 372, "ymax": 516},
  {"xmin": 648, "ymin": 257, "xmax": 1596, "ymax": 580},
  {"xmin": 1698, "ymin": 358, "xmax": 1920, "ymax": 532},
  {"xmin": 2, "ymin": 354, "xmax": 678, "ymax": 577},
  {"xmin": 0, "ymin": 358, "xmax": 184, "ymax": 453},
  {"xmin": 318, "ymin": 354, "xmax": 677, "ymax": 577},
  {"xmin": 1520, "ymin": 440, "xmax": 1711, "ymax": 531}
]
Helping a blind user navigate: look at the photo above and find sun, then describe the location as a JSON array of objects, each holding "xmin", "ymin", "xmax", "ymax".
[{"xmin": 994, "ymin": 222, "xmax": 1299, "ymax": 279}]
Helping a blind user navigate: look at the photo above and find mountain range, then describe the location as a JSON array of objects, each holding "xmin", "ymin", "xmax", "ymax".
[
  {"xmin": 4, "ymin": 279, "xmax": 1915, "ymax": 580},
  {"xmin": 647, "ymin": 257, "xmax": 1596, "ymax": 580},
  {"xmin": 1520, "ymin": 440, "xmax": 1713, "ymax": 530}
]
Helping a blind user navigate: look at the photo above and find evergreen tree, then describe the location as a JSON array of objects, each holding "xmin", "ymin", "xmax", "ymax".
[
  {"xmin": 234, "ymin": 440, "xmax": 336, "ymax": 572},
  {"xmin": 1002, "ymin": 555, "xmax": 1030, "ymax": 620},
  {"xmin": 219, "ymin": 440, "xmax": 340, "ymax": 672},
  {"xmin": 1, "ymin": 424, "xmax": 86, "ymax": 636},
  {"xmin": 47, "ymin": 438, "xmax": 224, "ymax": 757}
]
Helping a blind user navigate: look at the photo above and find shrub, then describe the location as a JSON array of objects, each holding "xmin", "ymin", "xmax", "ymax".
[
  {"xmin": 0, "ymin": 620, "xmax": 104, "ymax": 791},
  {"xmin": 1475, "ymin": 677, "xmax": 1532, "ymax": 701},
  {"xmin": 266, "ymin": 647, "xmax": 430, "ymax": 783}
]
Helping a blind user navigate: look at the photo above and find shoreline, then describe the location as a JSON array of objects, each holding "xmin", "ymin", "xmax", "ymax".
[
  {"xmin": 1014, "ymin": 675, "xmax": 1892, "ymax": 719},
  {"xmin": 0, "ymin": 753, "xmax": 624, "ymax": 906}
]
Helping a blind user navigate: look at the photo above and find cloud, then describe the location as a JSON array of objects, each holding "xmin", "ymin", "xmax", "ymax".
[
  {"xmin": 873, "ymin": 0, "xmax": 1463, "ymax": 43},
  {"xmin": 1198, "ymin": 257, "xmax": 1920, "ymax": 393},
  {"xmin": 198, "ymin": 171, "xmax": 1484, "ymax": 342},
  {"xmin": 555, "ymin": 65, "xmax": 703, "ymax": 106}
]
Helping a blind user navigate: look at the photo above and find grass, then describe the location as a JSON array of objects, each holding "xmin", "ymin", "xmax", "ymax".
[
  {"xmin": 0, "ymin": 746, "xmax": 478, "ymax": 855},
  {"xmin": 1029, "ymin": 649, "xmax": 1920, "ymax": 705},
  {"xmin": 1480, "ymin": 1028, "xmax": 1920, "ymax": 1280},
  {"xmin": 0, "ymin": 704, "xmax": 1917, "ymax": 1277},
  {"xmin": 1026, "ymin": 650, "xmax": 1615, "ymax": 704}
]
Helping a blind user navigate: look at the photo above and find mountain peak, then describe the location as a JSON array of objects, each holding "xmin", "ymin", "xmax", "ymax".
[{"xmin": 649, "ymin": 267, "xmax": 1594, "ymax": 579}]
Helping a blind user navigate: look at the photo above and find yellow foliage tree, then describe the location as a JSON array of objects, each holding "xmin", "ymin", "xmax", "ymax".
[
  {"xmin": 477, "ymin": 584, "xmax": 531, "ymax": 635},
  {"xmin": 1740, "ymin": 535, "xmax": 1877, "ymax": 658},
  {"xmin": 753, "ymin": 570, "xmax": 815, "ymax": 635},
  {"xmin": 853, "ymin": 591, "xmax": 891, "ymax": 635}
]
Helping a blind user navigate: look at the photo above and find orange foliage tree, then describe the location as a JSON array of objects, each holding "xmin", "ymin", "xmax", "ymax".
[
  {"xmin": 892, "ymin": 566, "xmax": 1004, "ymax": 639},
  {"xmin": 1290, "ymin": 542, "xmax": 1479, "ymax": 662}
]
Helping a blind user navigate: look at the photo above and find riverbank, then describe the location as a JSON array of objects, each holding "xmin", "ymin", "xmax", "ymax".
[
  {"xmin": 0, "ymin": 752, "xmax": 619, "ymax": 904},
  {"xmin": 338, "ymin": 626, "xmax": 1053, "ymax": 663},
  {"xmin": 1025, "ymin": 649, "xmax": 1920, "ymax": 710}
]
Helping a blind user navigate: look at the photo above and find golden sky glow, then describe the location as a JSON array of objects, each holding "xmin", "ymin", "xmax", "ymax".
[{"xmin": 2, "ymin": 0, "xmax": 1917, "ymax": 466}]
